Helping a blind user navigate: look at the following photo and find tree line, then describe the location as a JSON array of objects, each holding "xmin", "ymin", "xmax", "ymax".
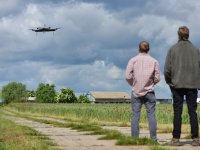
[{"xmin": 1, "ymin": 82, "xmax": 90, "ymax": 104}]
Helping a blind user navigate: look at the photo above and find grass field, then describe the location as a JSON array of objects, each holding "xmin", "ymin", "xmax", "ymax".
[
  {"xmin": 0, "ymin": 103, "xmax": 161, "ymax": 149},
  {"xmin": 0, "ymin": 111, "xmax": 58, "ymax": 150},
  {"xmin": 1, "ymin": 103, "xmax": 199, "ymax": 150},
  {"xmin": 4, "ymin": 103, "xmax": 200, "ymax": 125}
]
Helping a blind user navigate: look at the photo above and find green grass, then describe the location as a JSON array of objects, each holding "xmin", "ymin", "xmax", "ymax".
[
  {"xmin": 5, "ymin": 103, "xmax": 200, "ymax": 125},
  {"xmin": 32, "ymin": 117, "xmax": 159, "ymax": 146},
  {"xmin": 0, "ymin": 113, "xmax": 58, "ymax": 150},
  {"xmin": 116, "ymin": 136, "xmax": 157, "ymax": 145},
  {"xmin": 1, "ymin": 104, "xmax": 176, "ymax": 150},
  {"xmin": 98, "ymin": 130, "xmax": 123, "ymax": 140},
  {"xmin": 150, "ymin": 146, "xmax": 171, "ymax": 150},
  {"xmin": 183, "ymin": 134, "xmax": 192, "ymax": 139},
  {"xmin": 2, "ymin": 110, "xmax": 159, "ymax": 146},
  {"xmin": 2, "ymin": 102, "xmax": 199, "ymax": 149}
]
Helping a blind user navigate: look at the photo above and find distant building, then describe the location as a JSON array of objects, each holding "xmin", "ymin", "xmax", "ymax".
[
  {"xmin": 156, "ymin": 98, "xmax": 172, "ymax": 104},
  {"xmin": 0, "ymin": 98, "xmax": 3, "ymax": 105},
  {"xmin": 197, "ymin": 98, "xmax": 200, "ymax": 103},
  {"xmin": 27, "ymin": 97, "xmax": 36, "ymax": 102},
  {"xmin": 90, "ymin": 91, "xmax": 130, "ymax": 103},
  {"xmin": 157, "ymin": 98, "xmax": 200, "ymax": 104}
]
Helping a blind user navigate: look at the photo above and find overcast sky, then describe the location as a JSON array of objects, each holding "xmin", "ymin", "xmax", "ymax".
[{"xmin": 0, "ymin": 0, "xmax": 200, "ymax": 98}]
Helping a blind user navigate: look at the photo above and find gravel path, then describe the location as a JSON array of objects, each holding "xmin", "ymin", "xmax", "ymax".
[
  {"xmin": 7, "ymin": 116, "xmax": 149, "ymax": 150},
  {"xmin": 4, "ymin": 114, "xmax": 200, "ymax": 150}
]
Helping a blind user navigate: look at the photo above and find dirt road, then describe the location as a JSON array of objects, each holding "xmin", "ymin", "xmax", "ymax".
[{"xmin": 5, "ymin": 115, "xmax": 200, "ymax": 150}]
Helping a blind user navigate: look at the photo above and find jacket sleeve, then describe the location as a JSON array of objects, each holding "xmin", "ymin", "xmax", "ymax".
[
  {"xmin": 198, "ymin": 49, "xmax": 200, "ymax": 68},
  {"xmin": 154, "ymin": 61, "xmax": 161, "ymax": 85},
  {"xmin": 125, "ymin": 59, "xmax": 134, "ymax": 86},
  {"xmin": 164, "ymin": 49, "xmax": 172, "ymax": 85},
  {"xmin": 198, "ymin": 49, "xmax": 200, "ymax": 90}
]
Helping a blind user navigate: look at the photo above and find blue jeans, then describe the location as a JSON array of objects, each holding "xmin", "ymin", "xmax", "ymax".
[{"xmin": 131, "ymin": 92, "xmax": 157, "ymax": 140}]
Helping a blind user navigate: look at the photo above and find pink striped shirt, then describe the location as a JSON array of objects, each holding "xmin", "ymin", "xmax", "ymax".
[{"xmin": 125, "ymin": 53, "xmax": 160, "ymax": 97}]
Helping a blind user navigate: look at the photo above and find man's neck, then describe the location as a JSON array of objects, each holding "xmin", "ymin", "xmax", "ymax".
[{"xmin": 139, "ymin": 52, "xmax": 148, "ymax": 55}]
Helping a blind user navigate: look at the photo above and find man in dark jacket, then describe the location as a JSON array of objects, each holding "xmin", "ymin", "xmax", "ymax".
[{"xmin": 164, "ymin": 26, "xmax": 200, "ymax": 146}]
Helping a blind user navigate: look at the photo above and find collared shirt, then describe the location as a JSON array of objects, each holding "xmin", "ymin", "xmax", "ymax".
[{"xmin": 125, "ymin": 53, "xmax": 161, "ymax": 97}]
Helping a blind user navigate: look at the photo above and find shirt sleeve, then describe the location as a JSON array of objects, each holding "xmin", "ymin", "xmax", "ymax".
[
  {"xmin": 154, "ymin": 61, "xmax": 161, "ymax": 84},
  {"xmin": 125, "ymin": 59, "xmax": 134, "ymax": 86}
]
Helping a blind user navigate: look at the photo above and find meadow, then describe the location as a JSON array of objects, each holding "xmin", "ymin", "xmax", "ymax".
[
  {"xmin": 0, "ymin": 111, "xmax": 58, "ymax": 150},
  {"xmin": 1, "ymin": 103, "xmax": 200, "ymax": 150},
  {"xmin": 4, "ymin": 103, "xmax": 200, "ymax": 126}
]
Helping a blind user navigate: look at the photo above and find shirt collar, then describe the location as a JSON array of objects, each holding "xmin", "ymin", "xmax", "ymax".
[
  {"xmin": 178, "ymin": 39, "xmax": 189, "ymax": 42},
  {"xmin": 139, "ymin": 53, "xmax": 149, "ymax": 56}
]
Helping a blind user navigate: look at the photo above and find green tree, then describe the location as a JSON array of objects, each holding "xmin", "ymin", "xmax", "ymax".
[
  {"xmin": 78, "ymin": 94, "xmax": 91, "ymax": 103},
  {"xmin": 1, "ymin": 82, "xmax": 26, "ymax": 104},
  {"xmin": 26, "ymin": 90, "xmax": 36, "ymax": 97},
  {"xmin": 56, "ymin": 88, "xmax": 77, "ymax": 103},
  {"xmin": 35, "ymin": 83, "xmax": 56, "ymax": 103}
]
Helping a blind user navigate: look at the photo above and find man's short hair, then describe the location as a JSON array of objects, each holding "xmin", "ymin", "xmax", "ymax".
[
  {"xmin": 139, "ymin": 41, "xmax": 149, "ymax": 53},
  {"xmin": 178, "ymin": 26, "xmax": 189, "ymax": 40}
]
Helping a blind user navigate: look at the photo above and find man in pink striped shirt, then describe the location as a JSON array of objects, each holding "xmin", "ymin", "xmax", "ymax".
[{"xmin": 125, "ymin": 41, "xmax": 160, "ymax": 141}]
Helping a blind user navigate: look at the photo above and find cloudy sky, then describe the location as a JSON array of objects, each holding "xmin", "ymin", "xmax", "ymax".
[{"xmin": 0, "ymin": 0, "xmax": 200, "ymax": 98}]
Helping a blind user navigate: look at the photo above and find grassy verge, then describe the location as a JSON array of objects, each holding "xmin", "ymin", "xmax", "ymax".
[
  {"xmin": 2, "ymin": 107, "xmax": 174, "ymax": 150},
  {"xmin": 19, "ymin": 115, "xmax": 174, "ymax": 150},
  {"xmin": 30, "ymin": 118, "xmax": 160, "ymax": 146},
  {"xmin": 150, "ymin": 146, "xmax": 172, "ymax": 150},
  {"xmin": 0, "ymin": 112, "xmax": 58, "ymax": 150},
  {"xmin": 4, "ymin": 109, "xmax": 159, "ymax": 146}
]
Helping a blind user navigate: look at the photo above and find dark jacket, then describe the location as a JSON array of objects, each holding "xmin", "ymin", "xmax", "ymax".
[{"xmin": 164, "ymin": 40, "xmax": 200, "ymax": 89}]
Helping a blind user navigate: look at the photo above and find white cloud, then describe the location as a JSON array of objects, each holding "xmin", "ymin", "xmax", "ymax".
[
  {"xmin": 154, "ymin": 75, "xmax": 171, "ymax": 99},
  {"xmin": 0, "ymin": 0, "xmax": 21, "ymax": 16},
  {"xmin": 1, "ymin": 0, "xmax": 200, "ymax": 97},
  {"xmin": 133, "ymin": 15, "xmax": 181, "ymax": 45},
  {"xmin": 5, "ymin": 60, "xmax": 127, "ymax": 92},
  {"xmin": 106, "ymin": 66, "xmax": 122, "ymax": 79}
]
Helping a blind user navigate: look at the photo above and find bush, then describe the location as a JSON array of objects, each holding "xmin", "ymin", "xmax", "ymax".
[
  {"xmin": 26, "ymin": 90, "xmax": 36, "ymax": 97},
  {"xmin": 1, "ymin": 82, "xmax": 26, "ymax": 104},
  {"xmin": 78, "ymin": 94, "xmax": 91, "ymax": 103},
  {"xmin": 35, "ymin": 83, "xmax": 56, "ymax": 103},
  {"xmin": 56, "ymin": 88, "xmax": 77, "ymax": 103}
]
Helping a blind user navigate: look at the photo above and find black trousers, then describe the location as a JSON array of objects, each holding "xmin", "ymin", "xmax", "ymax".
[{"xmin": 170, "ymin": 87, "xmax": 199, "ymax": 139}]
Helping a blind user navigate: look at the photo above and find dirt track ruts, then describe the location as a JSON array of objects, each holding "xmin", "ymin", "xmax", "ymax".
[{"xmin": 4, "ymin": 114, "xmax": 200, "ymax": 150}]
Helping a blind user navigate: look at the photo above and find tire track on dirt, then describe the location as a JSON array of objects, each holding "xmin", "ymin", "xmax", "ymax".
[
  {"xmin": 4, "ymin": 115, "xmax": 149, "ymax": 150},
  {"xmin": 3, "ymin": 111, "xmax": 199, "ymax": 150},
  {"xmin": 29, "ymin": 116, "xmax": 199, "ymax": 149}
]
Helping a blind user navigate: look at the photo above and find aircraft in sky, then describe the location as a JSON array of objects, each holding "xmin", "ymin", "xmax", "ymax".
[{"xmin": 30, "ymin": 25, "xmax": 60, "ymax": 33}]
